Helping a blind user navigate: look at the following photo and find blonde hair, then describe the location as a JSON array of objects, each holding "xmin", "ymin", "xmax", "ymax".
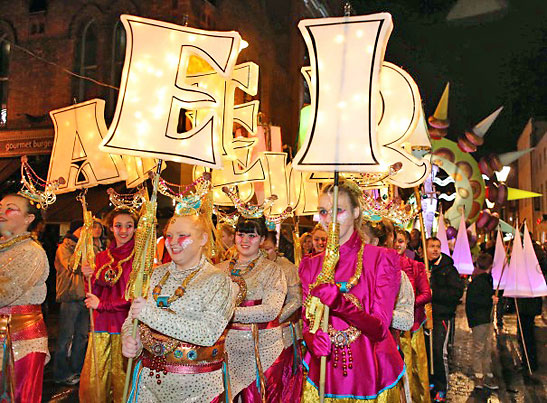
[{"xmin": 320, "ymin": 179, "xmax": 364, "ymax": 237}]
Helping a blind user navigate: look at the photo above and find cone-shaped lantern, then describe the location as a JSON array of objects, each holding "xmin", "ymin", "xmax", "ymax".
[
  {"xmin": 498, "ymin": 148, "xmax": 534, "ymax": 166},
  {"xmin": 491, "ymin": 230, "xmax": 507, "ymax": 289},
  {"xmin": 473, "ymin": 106, "xmax": 503, "ymax": 138},
  {"xmin": 452, "ymin": 213, "xmax": 474, "ymax": 274},
  {"xmin": 436, "ymin": 211, "xmax": 451, "ymax": 257},
  {"xmin": 520, "ymin": 222, "xmax": 547, "ymax": 296}
]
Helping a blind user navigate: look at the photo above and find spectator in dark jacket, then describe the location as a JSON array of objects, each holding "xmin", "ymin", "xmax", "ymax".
[
  {"xmin": 516, "ymin": 297, "xmax": 542, "ymax": 372},
  {"xmin": 465, "ymin": 253, "xmax": 498, "ymax": 389},
  {"xmin": 426, "ymin": 237, "xmax": 464, "ymax": 402}
]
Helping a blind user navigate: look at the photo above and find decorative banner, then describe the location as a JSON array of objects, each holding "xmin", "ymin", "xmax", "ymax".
[
  {"xmin": 47, "ymin": 99, "xmax": 127, "ymax": 194},
  {"xmin": 294, "ymin": 13, "xmax": 393, "ymax": 173},
  {"xmin": 452, "ymin": 213, "xmax": 474, "ymax": 275},
  {"xmin": 100, "ymin": 15, "xmax": 243, "ymax": 168}
]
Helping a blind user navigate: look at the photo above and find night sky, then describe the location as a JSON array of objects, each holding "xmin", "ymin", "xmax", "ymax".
[{"xmin": 351, "ymin": 0, "xmax": 547, "ymax": 155}]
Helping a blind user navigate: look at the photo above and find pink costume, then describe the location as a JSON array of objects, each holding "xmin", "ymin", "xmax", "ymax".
[
  {"xmin": 300, "ymin": 231, "xmax": 405, "ymax": 401},
  {"xmin": 79, "ymin": 238, "xmax": 135, "ymax": 403},
  {"xmin": 399, "ymin": 255, "xmax": 431, "ymax": 332}
]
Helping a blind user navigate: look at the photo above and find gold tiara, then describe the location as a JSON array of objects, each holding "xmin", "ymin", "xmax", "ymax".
[
  {"xmin": 222, "ymin": 186, "xmax": 277, "ymax": 219},
  {"xmin": 107, "ymin": 187, "xmax": 147, "ymax": 213},
  {"xmin": 156, "ymin": 173, "xmax": 212, "ymax": 217},
  {"xmin": 361, "ymin": 191, "xmax": 416, "ymax": 227},
  {"xmin": 18, "ymin": 156, "xmax": 63, "ymax": 210}
]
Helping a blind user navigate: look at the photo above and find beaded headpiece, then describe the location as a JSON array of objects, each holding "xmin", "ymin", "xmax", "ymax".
[
  {"xmin": 18, "ymin": 156, "xmax": 63, "ymax": 210},
  {"xmin": 222, "ymin": 186, "xmax": 277, "ymax": 219},
  {"xmin": 157, "ymin": 172, "xmax": 212, "ymax": 216},
  {"xmin": 361, "ymin": 191, "xmax": 416, "ymax": 227},
  {"xmin": 107, "ymin": 187, "xmax": 147, "ymax": 213}
]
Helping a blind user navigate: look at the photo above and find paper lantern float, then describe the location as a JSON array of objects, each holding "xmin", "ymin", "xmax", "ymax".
[
  {"xmin": 503, "ymin": 221, "xmax": 547, "ymax": 298},
  {"xmin": 293, "ymin": 13, "xmax": 393, "ymax": 173},
  {"xmin": 452, "ymin": 213, "xmax": 474, "ymax": 275},
  {"xmin": 100, "ymin": 15, "xmax": 244, "ymax": 168},
  {"xmin": 298, "ymin": 61, "xmax": 431, "ymax": 188},
  {"xmin": 436, "ymin": 211, "xmax": 451, "ymax": 257},
  {"xmin": 491, "ymin": 230, "xmax": 507, "ymax": 289},
  {"xmin": 48, "ymin": 99, "xmax": 128, "ymax": 193},
  {"xmin": 122, "ymin": 155, "xmax": 165, "ymax": 189},
  {"xmin": 428, "ymin": 83, "xmax": 450, "ymax": 139}
]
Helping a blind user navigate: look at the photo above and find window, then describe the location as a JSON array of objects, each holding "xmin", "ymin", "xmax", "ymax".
[
  {"xmin": 29, "ymin": 0, "xmax": 47, "ymax": 13},
  {"xmin": 108, "ymin": 21, "xmax": 126, "ymax": 118},
  {"xmin": 0, "ymin": 37, "xmax": 10, "ymax": 127},
  {"xmin": 74, "ymin": 20, "xmax": 98, "ymax": 102}
]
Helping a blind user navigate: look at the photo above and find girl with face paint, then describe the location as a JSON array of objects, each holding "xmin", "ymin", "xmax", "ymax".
[
  {"xmin": 216, "ymin": 217, "xmax": 288, "ymax": 401},
  {"xmin": 79, "ymin": 208, "xmax": 138, "ymax": 403},
  {"xmin": 0, "ymin": 194, "xmax": 49, "ymax": 402},
  {"xmin": 121, "ymin": 214, "xmax": 238, "ymax": 402},
  {"xmin": 300, "ymin": 180, "xmax": 405, "ymax": 402}
]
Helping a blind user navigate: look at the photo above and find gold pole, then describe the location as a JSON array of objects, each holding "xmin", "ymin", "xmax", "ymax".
[
  {"xmin": 414, "ymin": 186, "xmax": 434, "ymax": 375},
  {"xmin": 121, "ymin": 162, "xmax": 162, "ymax": 403}
]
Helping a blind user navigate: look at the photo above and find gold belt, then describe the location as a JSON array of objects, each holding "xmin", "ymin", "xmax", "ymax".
[{"xmin": 139, "ymin": 324, "xmax": 225, "ymax": 365}]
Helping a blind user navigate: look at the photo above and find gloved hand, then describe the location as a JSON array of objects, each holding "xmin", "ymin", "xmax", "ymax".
[
  {"xmin": 311, "ymin": 283, "xmax": 384, "ymax": 342},
  {"xmin": 303, "ymin": 329, "xmax": 331, "ymax": 357}
]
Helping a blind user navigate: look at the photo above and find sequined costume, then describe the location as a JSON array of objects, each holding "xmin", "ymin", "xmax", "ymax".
[
  {"xmin": 123, "ymin": 258, "xmax": 238, "ymax": 402},
  {"xmin": 300, "ymin": 231, "xmax": 404, "ymax": 402},
  {"xmin": 217, "ymin": 255, "xmax": 287, "ymax": 401},
  {"xmin": 274, "ymin": 255, "xmax": 303, "ymax": 402},
  {"xmin": 79, "ymin": 238, "xmax": 135, "ymax": 403},
  {"xmin": 0, "ymin": 233, "xmax": 49, "ymax": 403},
  {"xmin": 391, "ymin": 270, "xmax": 415, "ymax": 332},
  {"xmin": 398, "ymin": 255, "xmax": 432, "ymax": 403}
]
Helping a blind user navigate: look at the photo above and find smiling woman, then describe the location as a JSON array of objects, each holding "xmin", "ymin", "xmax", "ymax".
[
  {"xmin": 0, "ymin": 193, "xmax": 49, "ymax": 403},
  {"xmin": 79, "ymin": 207, "xmax": 138, "ymax": 403}
]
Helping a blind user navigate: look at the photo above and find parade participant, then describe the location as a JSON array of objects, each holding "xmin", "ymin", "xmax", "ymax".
[
  {"xmin": 394, "ymin": 229, "xmax": 432, "ymax": 403},
  {"xmin": 121, "ymin": 210, "xmax": 238, "ymax": 402},
  {"xmin": 217, "ymin": 216, "xmax": 287, "ymax": 401},
  {"xmin": 362, "ymin": 221, "xmax": 414, "ymax": 334},
  {"xmin": 426, "ymin": 237, "xmax": 464, "ymax": 402},
  {"xmin": 465, "ymin": 253, "xmax": 498, "ymax": 390},
  {"xmin": 79, "ymin": 207, "xmax": 138, "ymax": 403},
  {"xmin": 0, "ymin": 193, "xmax": 50, "ymax": 402},
  {"xmin": 310, "ymin": 224, "xmax": 327, "ymax": 255},
  {"xmin": 261, "ymin": 230, "xmax": 303, "ymax": 401},
  {"xmin": 92, "ymin": 219, "xmax": 106, "ymax": 253},
  {"xmin": 219, "ymin": 223, "xmax": 237, "ymax": 262},
  {"xmin": 53, "ymin": 223, "xmax": 89, "ymax": 386},
  {"xmin": 300, "ymin": 232, "xmax": 313, "ymax": 256},
  {"xmin": 301, "ymin": 180, "xmax": 405, "ymax": 402}
]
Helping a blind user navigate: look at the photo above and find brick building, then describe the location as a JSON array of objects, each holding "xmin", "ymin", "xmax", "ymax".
[{"xmin": 0, "ymin": 0, "xmax": 340, "ymax": 198}]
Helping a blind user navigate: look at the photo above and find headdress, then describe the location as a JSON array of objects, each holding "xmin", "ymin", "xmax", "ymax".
[
  {"xmin": 361, "ymin": 191, "xmax": 416, "ymax": 227},
  {"xmin": 156, "ymin": 172, "xmax": 212, "ymax": 216},
  {"xmin": 107, "ymin": 187, "xmax": 147, "ymax": 213},
  {"xmin": 18, "ymin": 156, "xmax": 63, "ymax": 209}
]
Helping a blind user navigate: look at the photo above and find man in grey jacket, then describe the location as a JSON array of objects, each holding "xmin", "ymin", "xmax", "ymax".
[{"xmin": 52, "ymin": 222, "xmax": 88, "ymax": 385}]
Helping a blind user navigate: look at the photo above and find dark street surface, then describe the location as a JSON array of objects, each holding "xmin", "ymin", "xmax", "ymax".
[{"xmin": 41, "ymin": 301, "xmax": 546, "ymax": 402}]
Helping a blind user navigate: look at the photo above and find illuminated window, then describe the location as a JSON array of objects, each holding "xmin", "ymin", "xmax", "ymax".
[
  {"xmin": 0, "ymin": 36, "xmax": 10, "ymax": 127},
  {"xmin": 74, "ymin": 20, "xmax": 98, "ymax": 101}
]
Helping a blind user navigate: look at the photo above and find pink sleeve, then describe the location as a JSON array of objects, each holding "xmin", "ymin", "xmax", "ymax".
[
  {"xmin": 369, "ymin": 249, "xmax": 401, "ymax": 340},
  {"xmin": 413, "ymin": 261, "xmax": 432, "ymax": 307}
]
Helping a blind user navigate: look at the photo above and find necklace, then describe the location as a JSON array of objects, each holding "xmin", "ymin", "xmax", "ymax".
[
  {"xmin": 95, "ymin": 248, "xmax": 135, "ymax": 286},
  {"xmin": 0, "ymin": 233, "xmax": 32, "ymax": 252},
  {"xmin": 152, "ymin": 256, "xmax": 205, "ymax": 308},
  {"xmin": 229, "ymin": 255, "xmax": 261, "ymax": 277},
  {"xmin": 335, "ymin": 242, "xmax": 365, "ymax": 293}
]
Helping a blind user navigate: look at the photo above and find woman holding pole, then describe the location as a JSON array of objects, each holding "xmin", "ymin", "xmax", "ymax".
[
  {"xmin": 79, "ymin": 207, "xmax": 138, "ymax": 403},
  {"xmin": 300, "ymin": 180, "xmax": 405, "ymax": 402},
  {"xmin": 121, "ymin": 208, "xmax": 238, "ymax": 402}
]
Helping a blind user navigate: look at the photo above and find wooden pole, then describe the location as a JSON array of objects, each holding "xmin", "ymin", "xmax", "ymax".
[
  {"xmin": 413, "ymin": 186, "xmax": 434, "ymax": 375},
  {"xmin": 514, "ymin": 298, "xmax": 533, "ymax": 375}
]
